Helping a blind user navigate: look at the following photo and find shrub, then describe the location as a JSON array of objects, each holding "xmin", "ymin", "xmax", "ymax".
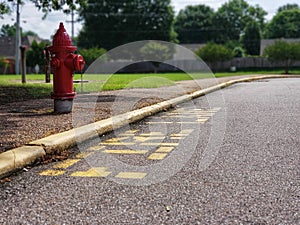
[
  {"xmin": 263, "ymin": 41, "xmax": 300, "ymax": 74},
  {"xmin": 78, "ymin": 47, "xmax": 107, "ymax": 66},
  {"xmin": 195, "ymin": 43, "xmax": 234, "ymax": 72}
]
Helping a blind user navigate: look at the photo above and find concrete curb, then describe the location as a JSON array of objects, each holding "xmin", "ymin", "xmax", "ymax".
[
  {"xmin": 0, "ymin": 146, "xmax": 45, "ymax": 179},
  {"xmin": 0, "ymin": 74, "xmax": 299, "ymax": 178}
]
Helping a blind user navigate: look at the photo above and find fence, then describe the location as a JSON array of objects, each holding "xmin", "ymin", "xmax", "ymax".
[{"xmin": 1, "ymin": 57, "xmax": 300, "ymax": 74}]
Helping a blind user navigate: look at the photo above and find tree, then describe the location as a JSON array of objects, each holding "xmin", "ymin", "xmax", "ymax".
[
  {"xmin": 78, "ymin": 47, "xmax": 107, "ymax": 66},
  {"xmin": 195, "ymin": 43, "xmax": 234, "ymax": 72},
  {"xmin": 0, "ymin": 0, "xmax": 87, "ymax": 17},
  {"xmin": 78, "ymin": 0, "xmax": 176, "ymax": 50},
  {"xmin": 26, "ymin": 40, "xmax": 49, "ymax": 73},
  {"xmin": 277, "ymin": 4, "xmax": 299, "ymax": 13},
  {"xmin": 266, "ymin": 8, "xmax": 300, "ymax": 38},
  {"xmin": 242, "ymin": 21, "xmax": 261, "ymax": 55},
  {"xmin": 140, "ymin": 41, "xmax": 172, "ymax": 73},
  {"xmin": 174, "ymin": 5, "xmax": 214, "ymax": 44},
  {"xmin": 0, "ymin": 2, "xmax": 10, "ymax": 18},
  {"xmin": 0, "ymin": 24, "xmax": 38, "ymax": 37},
  {"xmin": 263, "ymin": 41, "xmax": 300, "ymax": 74},
  {"xmin": 213, "ymin": 0, "xmax": 266, "ymax": 43},
  {"xmin": 0, "ymin": 24, "xmax": 16, "ymax": 37}
]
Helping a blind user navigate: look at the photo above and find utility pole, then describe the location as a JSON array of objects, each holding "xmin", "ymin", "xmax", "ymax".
[
  {"xmin": 66, "ymin": 10, "xmax": 76, "ymax": 44},
  {"xmin": 15, "ymin": 0, "xmax": 21, "ymax": 75}
]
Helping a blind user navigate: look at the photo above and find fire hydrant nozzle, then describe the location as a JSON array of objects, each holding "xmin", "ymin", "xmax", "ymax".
[{"xmin": 48, "ymin": 22, "xmax": 85, "ymax": 113}]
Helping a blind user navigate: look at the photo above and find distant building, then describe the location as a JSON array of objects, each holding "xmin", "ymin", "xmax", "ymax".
[
  {"xmin": 260, "ymin": 38, "xmax": 300, "ymax": 55},
  {"xmin": 0, "ymin": 35, "xmax": 48, "ymax": 74}
]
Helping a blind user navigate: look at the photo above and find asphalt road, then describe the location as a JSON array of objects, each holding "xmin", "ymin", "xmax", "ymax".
[{"xmin": 0, "ymin": 78, "xmax": 299, "ymax": 224}]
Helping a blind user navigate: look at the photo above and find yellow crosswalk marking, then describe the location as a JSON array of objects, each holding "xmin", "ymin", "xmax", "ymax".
[
  {"xmin": 134, "ymin": 136, "xmax": 165, "ymax": 142},
  {"xmin": 100, "ymin": 142, "xmax": 135, "ymax": 146},
  {"xmin": 105, "ymin": 137, "xmax": 130, "ymax": 142},
  {"xmin": 155, "ymin": 147, "xmax": 174, "ymax": 153},
  {"xmin": 139, "ymin": 132, "xmax": 164, "ymax": 136},
  {"xmin": 75, "ymin": 152, "xmax": 93, "ymax": 158},
  {"xmin": 119, "ymin": 130, "xmax": 138, "ymax": 136},
  {"xmin": 140, "ymin": 142, "xmax": 179, "ymax": 147},
  {"xmin": 170, "ymin": 137, "xmax": 184, "ymax": 140},
  {"xmin": 39, "ymin": 170, "xmax": 65, "ymax": 176},
  {"xmin": 103, "ymin": 150, "xmax": 148, "ymax": 154},
  {"xmin": 52, "ymin": 159, "xmax": 80, "ymax": 169},
  {"xmin": 70, "ymin": 167, "xmax": 111, "ymax": 177},
  {"xmin": 148, "ymin": 153, "xmax": 167, "ymax": 160},
  {"xmin": 115, "ymin": 172, "xmax": 147, "ymax": 179},
  {"xmin": 197, "ymin": 118, "xmax": 209, "ymax": 122}
]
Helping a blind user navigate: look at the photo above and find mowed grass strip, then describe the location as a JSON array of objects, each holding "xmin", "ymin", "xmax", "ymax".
[{"xmin": 1, "ymin": 68, "xmax": 299, "ymax": 103}]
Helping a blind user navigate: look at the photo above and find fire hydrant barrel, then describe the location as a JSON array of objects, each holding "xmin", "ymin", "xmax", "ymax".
[{"xmin": 48, "ymin": 22, "xmax": 85, "ymax": 113}]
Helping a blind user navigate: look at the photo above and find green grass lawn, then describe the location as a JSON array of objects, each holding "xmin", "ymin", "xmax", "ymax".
[{"xmin": 0, "ymin": 69, "xmax": 299, "ymax": 104}]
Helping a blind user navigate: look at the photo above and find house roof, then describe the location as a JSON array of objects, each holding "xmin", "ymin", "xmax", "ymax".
[
  {"xmin": 0, "ymin": 35, "xmax": 48, "ymax": 59},
  {"xmin": 260, "ymin": 38, "xmax": 300, "ymax": 55}
]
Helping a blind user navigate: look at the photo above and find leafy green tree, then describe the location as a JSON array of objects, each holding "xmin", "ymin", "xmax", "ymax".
[
  {"xmin": 195, "ymin": 43, "xmax": 234, "ymax": 72},
  {"xmin": 140, "ymin": 41, "xmax": 172, "ymax": 73},
  {"xmin": 174, "ymin": 5, "xmax": 214, "ymax": 44},
  {"xmin": 263, "ymin": 41, "xmax": 300, "ymax": 74},
  {"xmin": 266, "ymin": 8, "xmax": 300, "ymax": 38},
  {"xmin": 78, "ymin": 47, "xmax": 107, "ymax": 66},
  {"xmin": 0, "ymin": 24, "xmax": 39, "ymax": 37},
  {"xmin": 233, "ymin": 46, "xmax": 246, "ymax": 57},
  {"xmin": 213, "ymin": 0, "xmax": 266, "ymax": 43},
  {"xmin": 0, "ymin": 0, "xmax": 87, "ymax": 17},
  {"xmin": 78, "ymin": 0, "xmax": 176, "ymax": 50},
  {"xmin": 242, "ymin": 21, "xmax": 261, "ymax": 55},
  {"xmin": 26, "ymin": 40, "xmax": 49, "ymax": 73},
  {"xmin": 0, "ymin": 24, "xmax": 18, "ymax": 37},
  {"xmin": 277, "ymin": 4, "xmax": 299, "ymax": 13},
  {"xmin": 0, "ymin": 2, "xmax": 10, "ymax": 18}
]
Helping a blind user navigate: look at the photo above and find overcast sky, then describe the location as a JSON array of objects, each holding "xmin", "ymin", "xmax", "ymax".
[{"xmin": 0, "ymin": 0, "xmax": 298, "ymax": 40}]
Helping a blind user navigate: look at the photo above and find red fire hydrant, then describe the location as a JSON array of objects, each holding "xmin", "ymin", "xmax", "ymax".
[{"xmin": 48, "ymin": 22, "xmax": 85, "ymax": 113}]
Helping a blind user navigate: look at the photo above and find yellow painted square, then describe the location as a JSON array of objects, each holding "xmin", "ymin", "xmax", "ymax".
[
  {"xmin": 101, "ymin": 142, "xmax": 135, "ymax": 146},
  {"xmin": 156, "ymin": 147, "xmax": 174, "ymax": 153},
  {"xmin": 115, "ymin": 172, "xmax": 147, "ymax": 179},
  {"xmin": 141, "ymin": 142, "xmax": 178, "ymax": 147},
  {"xmin": 134, "ymin": 136, "xmax": 149, "ymax": 142},
  {"xmin": 39, "ymin": 170, "xmax": 65, "ymax": 176},
  {"xmin": 119, "ymin": 130, "xmax": 138, "ymax": 136},
  {"xmin": 170, "ymin": 137, "xmax": 184, "ymax": 140},
  {"xmin": 76, "ymin": 152, "xmax": 93, "ymax": 158},
  {"xmin": 197, "ymin": 118, "xmax": 209, "ymax": 122},
  {"xmin": 70, "ymin": 167, "xmax": 111, "ymax": 177},
  {"xmin": 140, "ymin": 132, "xmax": 163, "ymax": 137},
  {"xmin": 103, "ymin": 149, "xmax": 148, "ymax": 154},
  {"xmin": 105, "ymin": 137, "xmax": 129, "ymax": 142},
  {"xmin": 52, "ymin": 159, "xmax": 80, "ymax": 169},
  {"xmin": 148, "ymin": 153, "xmax": 167, "ymax": 160}
]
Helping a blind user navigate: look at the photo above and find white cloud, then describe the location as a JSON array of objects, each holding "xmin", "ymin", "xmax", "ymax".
[{"xmin": 0, "ymin": 0, "xmax": 298, "ymax": 40}]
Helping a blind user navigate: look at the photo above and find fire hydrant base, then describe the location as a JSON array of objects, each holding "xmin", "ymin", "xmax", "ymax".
[{"xmin": 54, "ymin": 99, "xmax": 73, "ymax": 114}]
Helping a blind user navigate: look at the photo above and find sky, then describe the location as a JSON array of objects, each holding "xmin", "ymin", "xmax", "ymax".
[{"xmin": 0, "ymin": 0, "xmax": 299, "ymax": 40}]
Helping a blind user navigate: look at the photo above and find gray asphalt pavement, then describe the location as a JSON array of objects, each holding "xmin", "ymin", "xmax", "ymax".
[{"xmin": 0, "ymin": 78, "xmax": 299, "ymax": 224}]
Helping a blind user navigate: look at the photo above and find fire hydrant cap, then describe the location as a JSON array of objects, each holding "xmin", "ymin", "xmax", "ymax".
[{"xmin": 52, "ymin": 22, "xmax": 72, "ymax": 46}]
